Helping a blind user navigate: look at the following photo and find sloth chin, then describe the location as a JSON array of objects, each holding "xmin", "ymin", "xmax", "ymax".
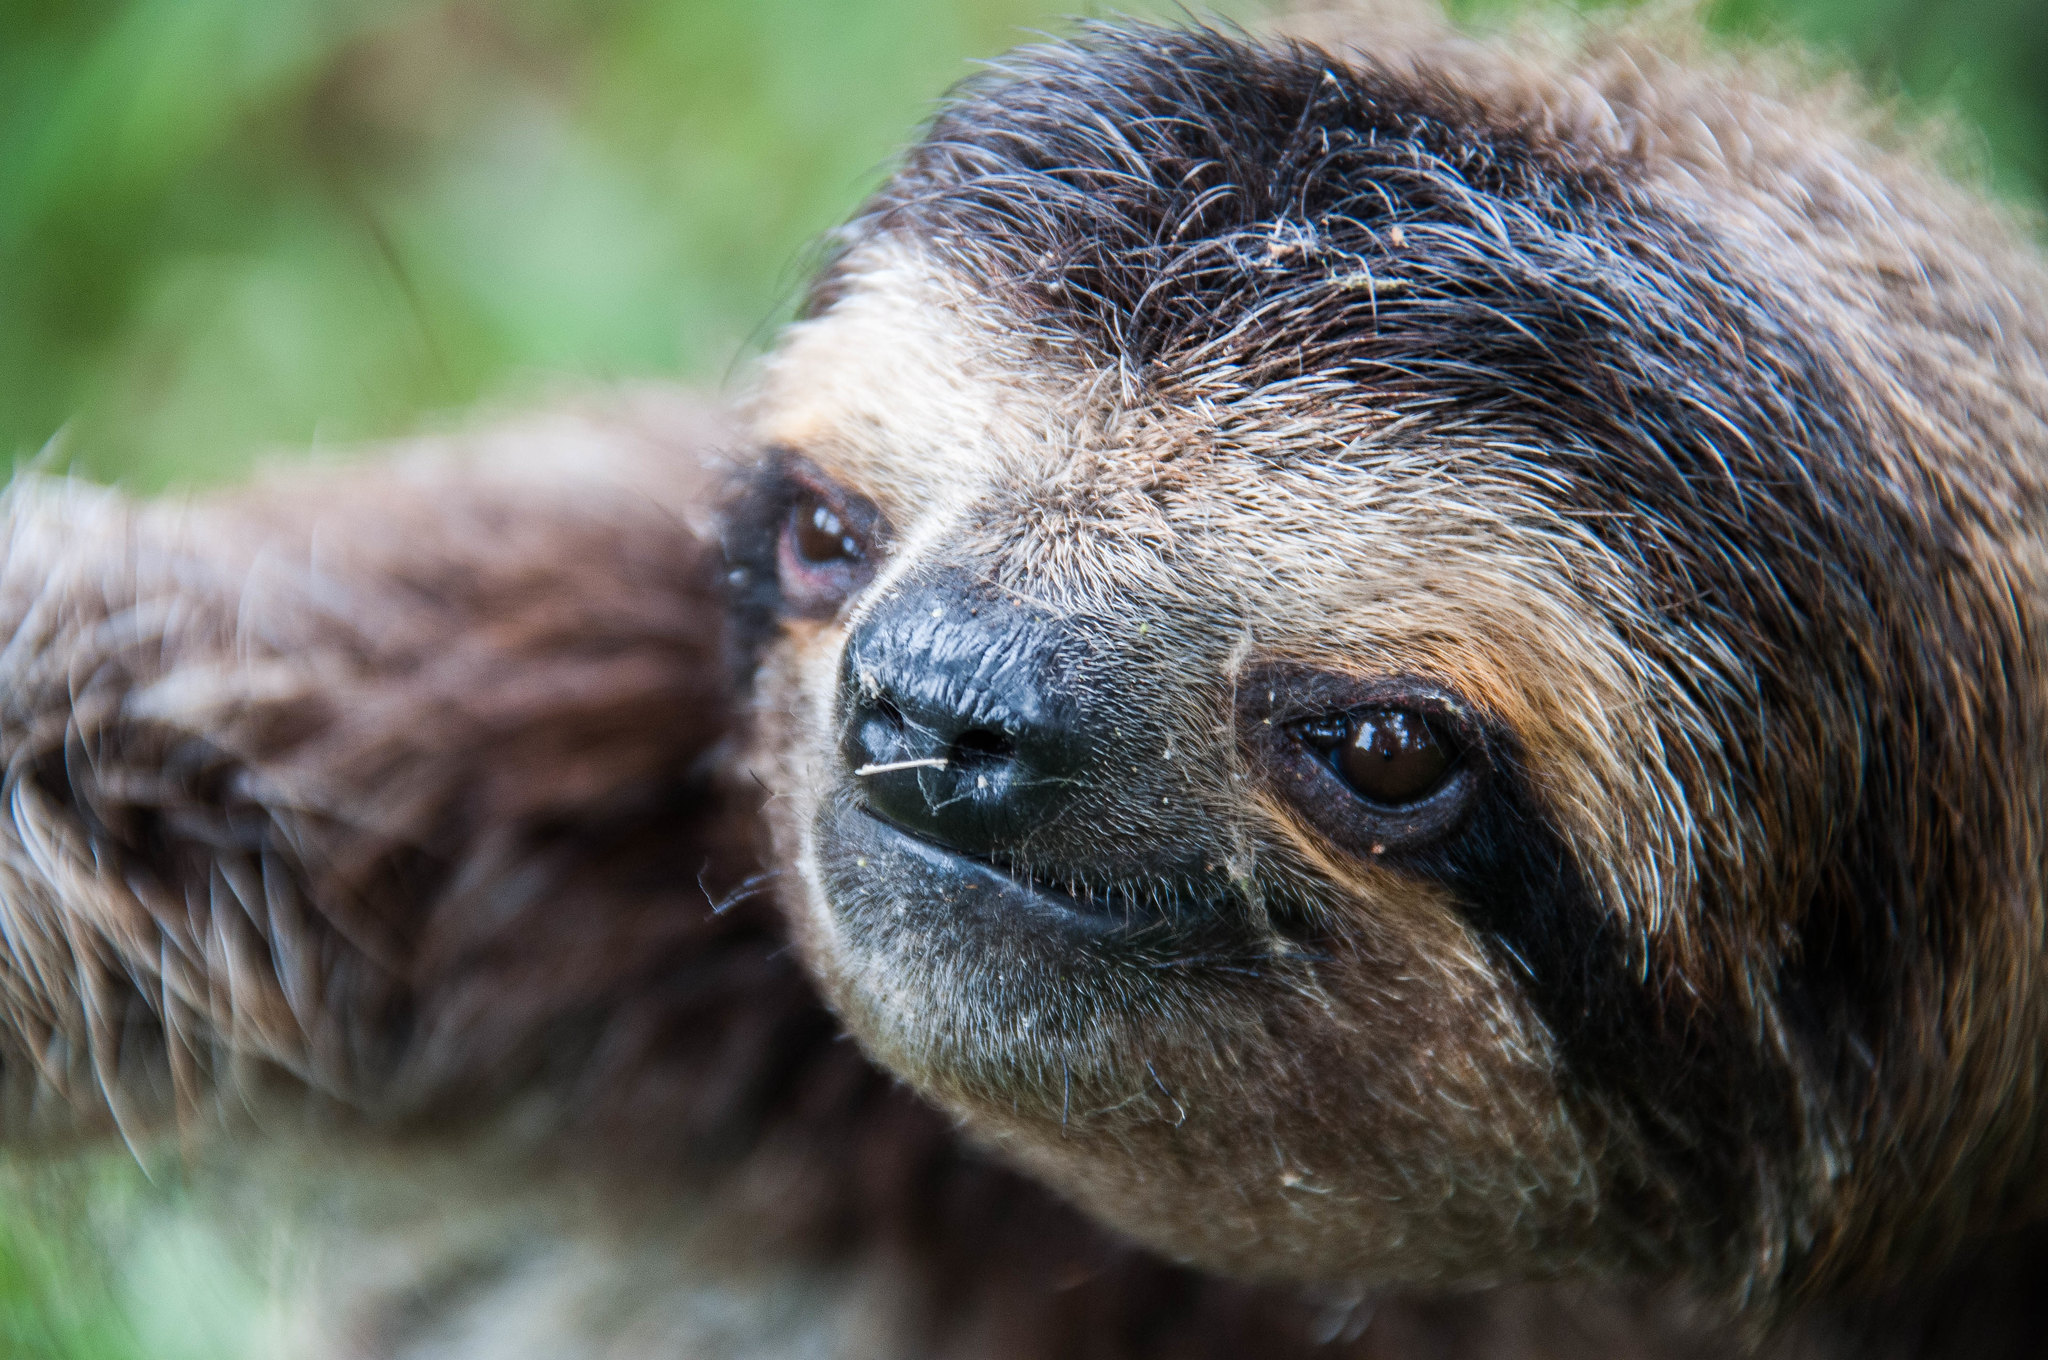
[
  {"xmin": 802, "ymin": 783, "xmax": 1607, "ymax": 1291},
  {"xmin": 807, "ymin": 790, "xmax": 1268, "ymax": 1112},
  {"xmin": 805, "ymin": 791, "xmax": 1313, "ymax": 1278}
]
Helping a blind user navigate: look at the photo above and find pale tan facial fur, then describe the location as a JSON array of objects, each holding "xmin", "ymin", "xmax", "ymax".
[{"xmin": 744, "ymin": 238, "xmax": 1718, "ymax": 1287}]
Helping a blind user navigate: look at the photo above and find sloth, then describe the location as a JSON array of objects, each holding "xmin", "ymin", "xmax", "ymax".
[{"xmin": 4, "ymin": 7, "xmax": 2048, "ymax": 1359}]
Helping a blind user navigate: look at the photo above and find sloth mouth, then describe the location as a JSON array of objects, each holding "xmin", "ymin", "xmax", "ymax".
[
  {"xmin": 815, "ymin": 798, "xmax": 1290, "ymax": 1016},
  {"xmin": 826, "ymin": 799, "xmax": 1234, "ymax": 941},
  {"xmin": 855, "ymin": 806, "xmax": 1126, "ymax": 926}
]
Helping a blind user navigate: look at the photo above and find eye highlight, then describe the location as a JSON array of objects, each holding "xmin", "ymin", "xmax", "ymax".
[
  {"xmin": 773, "ymin": 472, "xmax": 883, "ymax": 616},
  {"xmin": 790, "ymin": 493, "xmax": 866, "ymax": 567},
  {"xmin": 1301, "ymin": 708, "xmax": 1458, "ymax": 807},
  {"xmin": 1238, "ymin": 671, "xmax": 1488, "ymax": 857}
]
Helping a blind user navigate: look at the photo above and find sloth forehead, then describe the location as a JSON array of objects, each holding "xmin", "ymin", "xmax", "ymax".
[
  {"xmin": 761, "ymin": 23, "xmax": 1872, "ymax": 652},
  {"xmin": 758, "ymin": 239, "xmax": 1636, "ymax": 669},
  {"xmin": 779, "ymin": 21, "xmax": 1887, "ymax": 656}
]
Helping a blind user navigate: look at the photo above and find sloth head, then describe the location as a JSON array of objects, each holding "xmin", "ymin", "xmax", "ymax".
[{"xmin": 734, "ymin": 21, "xmax": 2048, "ymax": 1310}]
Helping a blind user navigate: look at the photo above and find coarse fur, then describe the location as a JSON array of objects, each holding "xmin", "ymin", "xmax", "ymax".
[
  {"xmin": 755, "ymin": 1, "xmax": 2048, "ymax": 1319},
  {"xmin": 3, "ymin": 6, "xmax": 2048, "ymax": 1357}
]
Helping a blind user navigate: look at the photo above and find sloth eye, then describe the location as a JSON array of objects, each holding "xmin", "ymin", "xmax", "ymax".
[
  {"xmin": 790, "ymin": 494, "xmax": 865, "ymax": 566},
  {"xmin": 1242, "ymin": 674, "xmax": 1483, "ymax": 856},
  {"xmin": 1302, "ymin": 708, "xmax": 1458, "ymax": 806},
  {"xmin": 777, "ymin": 478, "xmax": 881, "ymax": 615}
]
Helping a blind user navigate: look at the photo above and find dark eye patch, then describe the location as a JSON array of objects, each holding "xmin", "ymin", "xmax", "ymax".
[
  {"xmin": 724, "ymin": 449, "xmax": 890, "ymax": 656},
  {"xmin": 1237, "ymin": 664, "xmax": 1733, "ymax": 1207}
]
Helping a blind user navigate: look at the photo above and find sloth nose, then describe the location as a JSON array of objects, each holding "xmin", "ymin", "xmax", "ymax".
[{"xmin": 839, "ymin": 573, "xmax": 1088, "ymax": 858}]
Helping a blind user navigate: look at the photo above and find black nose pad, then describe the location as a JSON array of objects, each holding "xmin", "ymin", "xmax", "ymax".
[{"xmin": 839, "ymin": 574, "xmax": 1087, "ymax": 859}]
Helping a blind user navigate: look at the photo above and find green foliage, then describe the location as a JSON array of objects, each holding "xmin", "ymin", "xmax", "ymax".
[
  {"xmin": 0, "ymin": 0, "xmax": 2043, "ymax": 1353},
  {"xmin": 0, "ymin": 1157, "xmax": 280, "ymax": 1360},
  {"xmin": 0, "ymin": 0, "xmax": 1259, "ymax": 488},
  {"xmin": 0, "ymin": 1163, "xmax": 145, "ymax": 1360},
  {"xmin": 1712, "ymin": 0, "xmax": 2048, "ymax": 195}
]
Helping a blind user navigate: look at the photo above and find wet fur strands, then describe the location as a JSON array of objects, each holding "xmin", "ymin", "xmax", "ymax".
[
  {"xmin": 758, "ymin": 5, "xmax": 2048, "ymax": 1351},
  {"xmin": 5, "ymin": 8, "xmax": 2048, "ymax": 1360}
]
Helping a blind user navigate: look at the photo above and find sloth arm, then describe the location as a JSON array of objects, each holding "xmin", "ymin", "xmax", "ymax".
[{"xmin": 0, "ymin": 390, "xmax": 761, "ymax": 1147}]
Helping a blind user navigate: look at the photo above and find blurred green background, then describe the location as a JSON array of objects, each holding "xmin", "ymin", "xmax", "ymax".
[
  {"xmin": 6, "ymin": 0, "xmax": 2048, "ymax": 493},
  {"xmin": 2, "ymin": 0, "xmax": 2046, "ymax": 1353}
]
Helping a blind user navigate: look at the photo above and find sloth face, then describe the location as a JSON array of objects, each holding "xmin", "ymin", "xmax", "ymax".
[
  {"xmin": 740, "ymin": 243, "xmax": 1633, "ymax": 1287},
  {"xmin": 736, "ymin": 25, "xmax": 2048, "ymax": 1303}
]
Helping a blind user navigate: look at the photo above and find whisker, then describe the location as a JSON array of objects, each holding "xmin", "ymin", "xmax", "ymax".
[
  {"xmin": 853, "ymin": 757, "xmax": 950, "ymax": 776},
  {"xmin": 1146, "ymin": 1059, "xmax": 1188, "ymax": 1128},
  {"xmin": 705, "ymin": 868, "xmax": 788, "ymax": 915}
]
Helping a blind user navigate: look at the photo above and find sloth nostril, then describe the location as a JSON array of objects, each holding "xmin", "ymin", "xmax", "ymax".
[
  {"xmin": 838, "ymin": 570, "xmax": 1091, "ymax": 859},
  {"xmin": 950, "ymin": 728, "xmax": 1016, "ymax": 765}
]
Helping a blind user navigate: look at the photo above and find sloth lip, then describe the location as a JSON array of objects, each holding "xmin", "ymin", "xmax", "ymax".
[
  {"xmin": 836, "ymin": 800, "xmax": 1234, "ymax": 935},
  {"xmin": 850, "ymin": 803, "xmax": 1123, "ymax": 923}
]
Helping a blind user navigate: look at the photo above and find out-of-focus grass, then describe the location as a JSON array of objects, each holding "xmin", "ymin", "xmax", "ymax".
[
  {"xmin": 3, "ymin": 0, "xmax": 1263, "ymax": 490},
  {"xmin": 0, "ymin": 1164, "xmax": 144, "ymax": 1360},
  {"xmin": 0, "ymin": 0, "xmax": 2044, "ymax": 1355},
  {"xmin": 0, "ymin": 1157, "xmax": 276, "ymax": 1360},
  {"xmin": 1716, "ymin": 0, "xmax": 2048, "ymax": 197}
]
